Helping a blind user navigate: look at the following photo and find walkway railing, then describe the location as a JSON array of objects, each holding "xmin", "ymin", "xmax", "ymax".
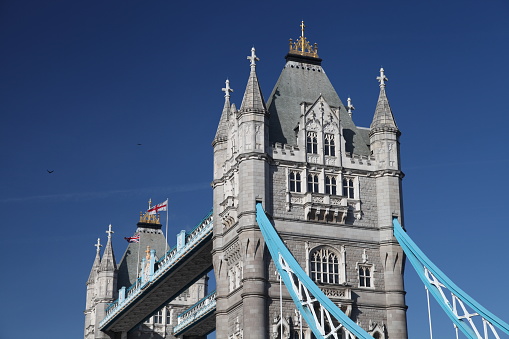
[
  {"xmin": 99, "ymin": 211, "xmax": 213, "ymax": 328},
  {"xmin": 173, "ymin": 290, "xmax": 217, "ymax": 335}
]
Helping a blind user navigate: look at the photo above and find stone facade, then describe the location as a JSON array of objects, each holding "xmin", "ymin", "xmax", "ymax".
[
  {"xmin": 212, "ymin": 31, "xmax": 407, "ymax": 339},
  {"xmin": 84, "ymin": 216, "xmax": 208, "ymax": 339}
]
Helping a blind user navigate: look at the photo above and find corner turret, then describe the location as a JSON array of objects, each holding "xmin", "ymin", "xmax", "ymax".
[
  {"xmin": 369, "ymin": 67, "xmax": 401, "ymax": 171},
  {"xmin": 95, "ymin": 225, "xmax": 118, "ymax": 339},
  {"xmin": 84, "ymin": 238, "xmax": 102, "ymax": 339}
]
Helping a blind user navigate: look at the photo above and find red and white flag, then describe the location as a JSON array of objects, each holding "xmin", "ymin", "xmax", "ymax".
[
  {"xmin": 124, "ymin": 233, "xmax": 140, "ymax": 243},
  {"xmin": 147, "ymin": 199, "xmax": 168, "ymax": 214}
]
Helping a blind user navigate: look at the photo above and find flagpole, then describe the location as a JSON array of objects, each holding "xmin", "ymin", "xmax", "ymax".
[
  {"xmin": 165, "ymin": 198, "xmax": 169, "ymax": 254},
  {"xmin": 136, "ymin": 232, "xmax": 141, "ymax": 278}
]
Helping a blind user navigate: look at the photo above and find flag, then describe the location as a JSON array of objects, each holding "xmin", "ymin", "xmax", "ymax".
[
  {"xmin": 147, "ymin": 199, "xmax": 168, "ymax": 214},
  {"xmin": 124, "ymin": 234, "xmax": 140, "ymax": 243}
]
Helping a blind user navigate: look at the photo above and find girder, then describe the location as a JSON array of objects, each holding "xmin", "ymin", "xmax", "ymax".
[
  {"xmin": 99, "ymin": 214, "xmax": 214, "ymax": 333},
  {"xmin": 393, "ymin": 218, "xmax": 509, "ymax": 339},
  {"xmin": 255, "ymin": 203, "xmax": 374, "ymax": 339}
]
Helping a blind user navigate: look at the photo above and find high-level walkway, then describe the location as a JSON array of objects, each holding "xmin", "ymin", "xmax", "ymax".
[
  {"xmin": 99, "ymin": 212, "xmax": 213, "ymax": 333},
  {"xmin": 173, "ymin": 290, "xmax": 217, "ymax": 337}
]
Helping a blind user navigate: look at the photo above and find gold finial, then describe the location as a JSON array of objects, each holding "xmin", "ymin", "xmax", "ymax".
[
  {"xmin": 139, "ymin": 211, "xmax": 161, "ymax": 224},
  {"xmin": 145, "ymin": 246, "xmax": 151, "ymax": 260},
  {"xmin": 289, "ymin": 21, "xmax": 319, "ymax": 58}
]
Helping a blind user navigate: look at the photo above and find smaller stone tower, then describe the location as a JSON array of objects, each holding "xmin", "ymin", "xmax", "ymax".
[
  {"xmin": 84, "ymin": 225, "xmax": 118, "ymax": 339},
  {"xmin": 84, "ymin": 207, "xmax": 209, "ymax": 339}
]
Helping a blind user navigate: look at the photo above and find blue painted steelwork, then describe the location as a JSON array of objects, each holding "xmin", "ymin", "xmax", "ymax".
[
  {"xmin": 256, "ymin": 203, "xmax": 374, "ymax": 339},
  {"xmin": 393, "ymin": 218, "xmax": 509, "ymax": 339},
  {"xmin": 173, "ymin": 290, "xmax": 217, "ymax": 335},
  {"xmin": 99, "ymin": 212, "xmax": 213, "ymax": 329}
]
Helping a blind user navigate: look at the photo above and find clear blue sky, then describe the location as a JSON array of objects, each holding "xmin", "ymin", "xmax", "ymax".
[{"xmin": 1, "ymin": 1, "xmax": 508, "ymax": 338}]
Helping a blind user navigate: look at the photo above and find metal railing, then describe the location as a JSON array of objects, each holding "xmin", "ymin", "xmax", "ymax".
[
  {"xmin": 173, "ymin": 290, "xmax": 217, "ymax": 334},
  {"xmin": 99, "ymin": 212, "xmax": 213, "ymax": 328}
]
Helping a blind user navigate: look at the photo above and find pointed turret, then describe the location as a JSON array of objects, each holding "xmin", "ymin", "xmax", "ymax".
[
  {"xmin": 370, "ymin": 68, "xmax": 399, "ymax": 135},
  {"xmin": 87, "ymin": 238, "xmax": 102, "ymax": 284},
  {"xmin": 99, "ymin": 224, "xmax": 117, "ymax": 272},
  {"xmin": 213, "ymin": 79, "xmax": 234, "ymax": 145},
  {"xmin": 239, "ymin": 47, "xmax": 266, "ymax": 113},
  {"xmin": 84, "ymin": 238, "xmax": 103, "ymax": 339}
]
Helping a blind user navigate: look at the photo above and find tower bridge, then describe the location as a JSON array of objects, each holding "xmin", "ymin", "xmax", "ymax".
[{"xmin": 84, "ymin": 24, "xmax": 509, "ymax": 339}]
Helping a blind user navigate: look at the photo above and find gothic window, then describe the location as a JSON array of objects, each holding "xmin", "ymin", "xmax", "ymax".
[
  {"xmin": 325, "ymin": 176, "xmax": 337, "ymax": 195},
  {"xmin": 324, "ymin": 134, "xmax": 335, "ymax": 156},
  {"xmin": 289, "ymin": 171, "xmax": 302, "ymax": 192},
  {"xmin": 310, "ymin": 247, "xmax": 340, "ymax": 284},
  {"xmin": 153, "ymin": 309, "xmax": 163, "ymax": 324},
  {"xmin": 358, "ymin": 265, "xmax": 372, "ymax": 288},
  {"xmin": 306, "ymin": 131, "xmax": 318, "ymax": 154},
  {"xmin": 307, "ymin": 174, "xmax": 319, "ymax": 193},
  {"xmin": 342, "ymin": 178, "xmax": 355, "ymax": 198}
]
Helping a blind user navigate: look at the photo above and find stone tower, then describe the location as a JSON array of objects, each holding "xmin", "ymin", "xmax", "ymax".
[
  {"xmin": 212, "ymin": 23, "xmax": 407, "ymax": 339},
  {"xmin": 84, "ymin": 209, "xmax": 208, "ymax": 339}
]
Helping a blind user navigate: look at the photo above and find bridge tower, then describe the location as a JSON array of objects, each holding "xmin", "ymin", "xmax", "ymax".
[
  {"xmin": 212, "ymin": 23, "xmax": 408, "ymax": 338},
  {"xmin": 84, "ymin": 211, "xmax": 208, "ymax": 339},
  {"xmin": 84, "ymin": 225, "xmax": 118, "ymax": 339}
]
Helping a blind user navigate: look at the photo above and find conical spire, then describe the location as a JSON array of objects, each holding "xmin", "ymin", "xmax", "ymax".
[
  {"xmin": 370, "ymin": 68, "xmax": 399, "ymax": 135},
  {"xmin": 99, "ymin": 224, "xmax": 117, "ymax": 272},
  {"xmin": 240, "ymin": 47, "xmax": 266, "ymax": 113},
  {"xmin": 87, "ymin": 238, "xmax": 102, "ymax": 284},
  {"xmin": 214, "ymin": 79, "xmax": 233, "ymax": 143}
]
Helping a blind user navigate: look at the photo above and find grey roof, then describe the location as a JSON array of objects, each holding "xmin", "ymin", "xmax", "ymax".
[
  {"xmin": 240, "ymin": 66, "xmax": 266, "ymax": 113},
  {"xmin": 266, "ymin": 56, "xmax": 370, "ymax": 156},
  {"xmin": 213, "ymin": 98, "xmax": 231, "ymax": 142},
  {"xmin": 116, "ymin": 222, "xmax": 168, "ymax": 289},
  {"xmin": 99, "ymin": 236, "xmax": 117, "ymax": 272},
  {"xmin": 370, "ymin": 86, "xmax": 399, "ymax": 134},
  {"xmin": 87, "ymin": 248, "xmax": 101, "ymax": 284}
]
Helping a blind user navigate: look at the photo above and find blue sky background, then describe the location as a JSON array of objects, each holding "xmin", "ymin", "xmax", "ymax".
[{"xmin": 1, "ymin": 1, "xmax": 508, "ymax": 338}]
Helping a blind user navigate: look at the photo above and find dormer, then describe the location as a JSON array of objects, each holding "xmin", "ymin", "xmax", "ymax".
[{"xmin": 295, "ymin": 95, "xmax": 345, "ymax": 167}]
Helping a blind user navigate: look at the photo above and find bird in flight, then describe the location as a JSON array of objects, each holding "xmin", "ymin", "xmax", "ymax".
[
  {"xmin": 47, "ymin": 170, "xmax": 54, "ymax": 173},
  {"xmin": 137, "ymin": 143, "xmax": 142, "ymax": 146}
]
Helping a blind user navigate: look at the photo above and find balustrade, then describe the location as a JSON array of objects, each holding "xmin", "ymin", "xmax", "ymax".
[{"xmin": 99, "ymin": 212, "xmax": 213, "ymax": 328}]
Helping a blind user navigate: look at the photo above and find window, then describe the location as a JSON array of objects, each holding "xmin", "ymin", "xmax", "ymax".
[
  {"xmin": 324, "ymin": 134, "xmax": 335, "ymax": 156},
  {"xmin": 307, "ymin": 174, "xmax": 319, "ymax": 193},
  {"xmin": 342, "ymin": 178, "xmax": 354, "ymax": 198},
  {"xmin": 325, "ymin": 176, "xmax": 337, "ymax": 195},
  {"xmin": 289, "ymin": 171, "xmax": 301, "ymax": 192},
  {"xmin": 358, "ymin": 265, "xmax": 372, "ymax": 287},
  {"xmin": 166, "ymin": 308, "xmax": 172, "ymax": 325},
  {"xmin": 306, "ymin": 131, "xmax": 318, "ymax": 154},
  {"xmin": 310, "ymin": 247, "xmax": 340, "ymax": 284},
  {"xmin": 153, "ymin": 310, "xmax": 163, "ymax": 324}
]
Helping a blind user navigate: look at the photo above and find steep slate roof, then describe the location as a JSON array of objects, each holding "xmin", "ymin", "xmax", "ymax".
[
  {"xmin": 240, "ymin": 48, "xmax": 266, "ymax": 113},
  {"xmin": 99, "ymin": 232, "xmax": 117, "ymax": 272},
  {"xmin": 370, "ymin": 84, "xmax": 399, "ymax": 135},
  {"xmin": 117, "ymin": 222, "xmax": 168, "ymax": 289},
  {"xmin": 87, "ymin": 239, "xmax": 102, "ymax": 284},
  {"xmin": 266, "ymin": 55, "xmax": 370, "ymax": 156},
  {"xmin": 214, "ymin": 80, "xmax": 234, "ymax": 143}
]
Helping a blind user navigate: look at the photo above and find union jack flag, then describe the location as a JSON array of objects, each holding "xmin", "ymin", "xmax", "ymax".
[{"xmin": 124, "ymin": 234, "xmax": 140, "ymax": 243}]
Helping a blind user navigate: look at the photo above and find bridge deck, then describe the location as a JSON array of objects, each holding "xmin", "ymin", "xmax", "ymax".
[{"xmin": 99, "ymin": 213, "xmax": 214, "ymax": 333}]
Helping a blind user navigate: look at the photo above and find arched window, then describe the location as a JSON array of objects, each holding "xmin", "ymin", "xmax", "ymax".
[
  {"xmin": 310, "ymin": 247, "xmax": 340, "ymax": 284},
  {"xmin": 306, "ymin": 131, "xmax": 318, "ymax": 154},
  {"xmin": 325, "ymin": 176, "xmax": 337, "ymax": 195},
  {"xmin": 324, "ymin": 134, "xmax": 335, "ymax": 156},
  {"xmin": 342, "ymin": 178, "xmax": 354, "ymax": 198},
  {"xmin": 307, "ymin": 174, "xmax": 319, "ymax": 193},
  {"xmin": 290, "ymin": 171, "xmax": 302, "ymax": 192}
]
